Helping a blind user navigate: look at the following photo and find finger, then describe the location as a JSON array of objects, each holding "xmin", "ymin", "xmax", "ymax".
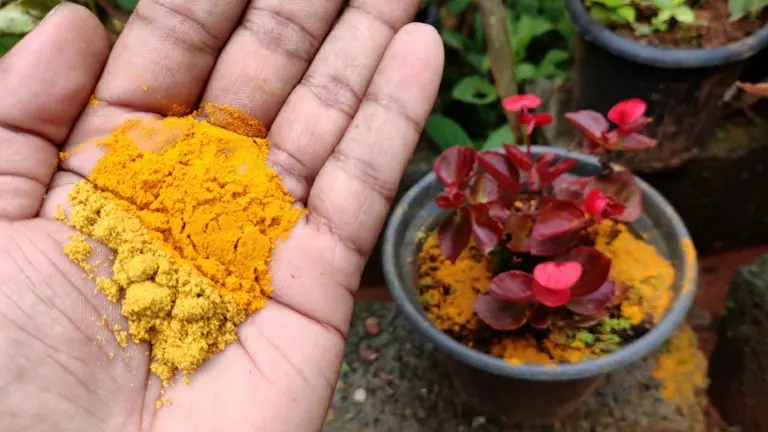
[
  {"xmin": 200, "ymin": 0, "xmax": 343, "ymax": 129},
  {"xmin": 60, "ymin": 0, "xmax": 249, "ymax": 178},
  {"xmin": 252, "ymin": 23, "xmax": 444, "ymax": 344},
  {"xmin": 267, "ymin": 0, "xmax": 423, "ymax": 201},
  {"xmin": 0, "ymin": 4, "xmax": 109, "ymax": 220}
]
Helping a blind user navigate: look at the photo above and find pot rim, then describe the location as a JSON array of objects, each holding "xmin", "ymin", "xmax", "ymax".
[
  {"xmin": 382, "ymin": 146, "xmax": 698, "ymax": 382},
  {"xmin": 564, "ymin": 0, "xmax": 768, "ymax": 69}
]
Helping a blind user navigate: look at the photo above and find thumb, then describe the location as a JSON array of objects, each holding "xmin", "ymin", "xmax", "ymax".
[{"xmin": 0, "ymin": 3, "xmax": 108, "ymax": 220}]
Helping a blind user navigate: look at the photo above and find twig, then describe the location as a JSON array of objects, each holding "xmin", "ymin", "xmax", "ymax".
[{"xmin": 475, "ymin": 0, "xmax": 523, "ymax": 143}]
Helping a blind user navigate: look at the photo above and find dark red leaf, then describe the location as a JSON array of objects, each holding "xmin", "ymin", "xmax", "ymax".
[
  {"xmin": 532, "ymin": 281, "xmax": 571, "ymax": 307},
  {"xmin": 566, "ymin": 279, "xmax": 616, "ymax": 315},
  {"xmin": 437, "ymin": 213, "xmax": 471, "ymax": 262},
  {"xmin": 502, "ymin": 94, "xmax": 542, "ymax": 112},
  {"xmin": 620, "ymin": 133, "xmax": 658, "ymax": 151},
  {"xmin": 607, "ymin": 98, "xmax": 646, "ymax": 128},
  {"xmin": 503, "ymin": 212, "xmax": 534, "ymax": 253},
  {"xmin": 532, "ymin": 200, "xmax": 588, "ymax": 239},
  {"xmin": 592, "ymin": 170, "xmax": 641, "ymax": 222},
  {"xmin": 435, "ymin": 188, "xmax": 467, "ymax": 209},
  {"xmin": 473, "ymin": 293, "xmax": 531, "ymax": 331},
  {"xmin": 503, "ymin": 144, "xmax": 533, "ymax": 172},
  {"xmin": 533, "ymin": 261, "xmax": 583, "ymax": 291},
  {"xmin": 536, "ymin": 156, "xmax": 578, "ymax": 187},
  {"xmin": 529, "ymin": 230, "xmax": 581, "ymax": 256},
  {"xmin": 552, "ymin": 175, "xmax": 593, "ymax": 203},
  {"xmin": 487, "ymin": 271, "xmax": 535, "ymax": 303},
  {"xmin": 573, "ymin": 310, "xmax": 611, "ymax": 327},
  {"xmin": 529, "ymin": 305, "xmax": 559, "ymax": 329},
  {"xmin": 471, "ymin": 217, "xmax": 502, "ymax": 255},
  {"xmin": 564, "ymin": 110, "xmax": 610, "ymax": 144},
  {"xmin": 609, "ymin": 281, "xmax": 632, "ymax": 306},
  {"xmin": 470, "ymin": 172, "xmax": 501, "ymax": 204},
  {"xmin": 558, "ymin": 247, "xmax": 611, "ymax": 296},
  {"xmin": 434, "ymin": 145, "xmax": 477, "ymax": 189},
  {"xmin": 477, "ymin": 151, "xmax": 523, "ymax": 194},
  {"xmin": 582, "ymin": 188, "xmax": 608, "ymax": 217}
]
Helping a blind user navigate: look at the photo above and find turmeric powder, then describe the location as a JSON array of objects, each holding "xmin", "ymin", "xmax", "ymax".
[
  {"xmin": 417, "ymin": 219, "xmax": 675, "ymax": 365},
  {"xmin": 61, "ymin": 105, "xmax": 301, "ymax": 384}
]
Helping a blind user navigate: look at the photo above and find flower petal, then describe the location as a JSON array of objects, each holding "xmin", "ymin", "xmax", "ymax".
[
  {"xmin": 533, "ymin": 261, "xmax": 583, "ymax": 291},
  {"xmin": 582, "ymin": 188, "xmax": 608, "ymax": 217},
  {"xmin": 434, "ymin": 145, "xmax": 477, "ymax": 189},
  {"xmin": 474, "ymin": 293, "xmax": 531, "ymax": 331},
  {"xmin": 437, "ymin": 212, "xmax": 471, "ymax": 262},
  {"xmin": 566, "ymin": 278, "xmax": 616, "ymax": 315},
  {"xmin": 488, "ymin": 270, "xmax": 535, "ymax": 303},
  {"xmin": 502, "ymin": 94, "xmax": 542, "ymax": 112},
  {"xmin": 532, "ymin": 281, "xmax": 571, "ymax": 307},
  {"xmin": 607, "ymin": 98, "xmax": 647, "ymax": 128}
]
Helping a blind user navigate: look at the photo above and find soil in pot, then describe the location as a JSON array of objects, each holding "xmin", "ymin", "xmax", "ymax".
[
  {"xmin": 587, "ymin": 0, "xmax": 766, "ymax": 48},
  {"xmin": 416, "ymin": 219, "xmax": 676, "ymax": 365}
]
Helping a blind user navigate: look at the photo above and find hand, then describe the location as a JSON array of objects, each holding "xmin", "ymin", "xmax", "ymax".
[{"xmin": 0, "ymin": 2, "xmax": 442, "ymax": 431}]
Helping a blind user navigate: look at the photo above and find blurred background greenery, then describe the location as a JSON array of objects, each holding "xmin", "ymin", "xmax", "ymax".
[{"xmin": 0, "ymin": 0, "xmax": 574, "ymax": 152}]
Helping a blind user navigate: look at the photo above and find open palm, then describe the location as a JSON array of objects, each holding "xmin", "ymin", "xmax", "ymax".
[{"xmin": 0, "ymin": 2, "xmax": 442, "ymax": 431}]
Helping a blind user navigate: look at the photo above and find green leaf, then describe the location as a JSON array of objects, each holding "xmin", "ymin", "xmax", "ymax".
[
  {"xmin": 452, "ymin": 75, "xmax": 498, "ymax": 105},
  {"xmin": 0, "ymin": 2, "xmax": 39, "ymax": 35},
  {"xmin": 441, "ymin": 29, "xmax": 469, "ymax": 50},
  {"xmin": 513, "ymin": 15, "xmax": 554, "ymax": 57},
  {"xmin": 16, "ymin": 0, "xmax": 62, "ymax": 17},
  {"xmin": 114, "ymin": 0, "xmax": 140, "ymax": 11},
  {"xmin": 728, "ymin": 0, "xmax": 768, "ymax": 21},
  {"xmin": 517, "ymin": 62, "xmax": 538, "ymax": 82},
  {"xmin": 424, "ymin": 114, "xmax": 473, "ymax": 150},
  {"xmin": 466, "ymin": 53, "xmax": 490, "ymax": 72},
  {"xmin": 481, "ymin": 124, "xmax": 516, "ymax": 150},
  {"xmin": 590, "ymin": 0, "xmax": 630, "ymax": 7},
  {"xmin": 537, "ymin": 49, "xmax": 570, "ymax": 78},
  {"xmin": 0, "ymin": 35, "xmax": 22, "ymax": 56},
  {"xmin": 445, "ymin": 0, "xmax": 471, "ymax": 14},
  {"xmin": 616, "ymin": 5, "xmax": 637, "ymax": 23},
  {"xmin": 672, "ymin": 6, "xmax": 695, "ymax": 23}
]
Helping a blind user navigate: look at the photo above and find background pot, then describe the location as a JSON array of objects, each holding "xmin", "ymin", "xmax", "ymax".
[
  {"xmin": 564, "ymin": 0, "xmax": 768, "ymax": 173},
  {"xmin": 381, "ymin": 146, "xmax": 698, "ymax": 425}
]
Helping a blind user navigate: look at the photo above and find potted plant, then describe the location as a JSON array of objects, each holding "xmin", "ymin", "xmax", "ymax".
[
  {"xmin": 564, "ymin": 0, "xmax": 768, "ymax": 172},
  {"xmin": 382, "ymin": 94, "xmax": 698, "ymax": 425}
]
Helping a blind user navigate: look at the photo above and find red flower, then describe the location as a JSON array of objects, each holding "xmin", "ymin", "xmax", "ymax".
[
  {"xmin": 582, "ymin": 188, "xmax": 625, "ymax": 222},
  {"xmin": 502, "ymin": 94, "xmax": 542, "ymax": 112},
  {"xmin": 564, "ymin": 99, "xmax": 657, "ymax": 152}
]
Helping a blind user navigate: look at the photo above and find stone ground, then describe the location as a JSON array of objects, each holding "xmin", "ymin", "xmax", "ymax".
[{"xmin": 323, "ymin": 301, "xmax": 708, "ymax": 432}]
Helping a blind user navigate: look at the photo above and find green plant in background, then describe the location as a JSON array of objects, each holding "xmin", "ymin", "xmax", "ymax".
[
  {"xmin": 0, "ymin": 0, "xmax": 133, "ymax": 56},
  {"xmin": 585, "ymin": 0, "xmax": 768, "ymax": 36},
  {"xmin": 423, "ymin": 0, "xmax": 575, "ymax": 153}
]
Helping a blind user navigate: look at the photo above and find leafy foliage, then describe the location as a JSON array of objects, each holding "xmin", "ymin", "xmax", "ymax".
[
  {"xmin": 432, "ymin": 93, "xmax": 657, "ymax": 331},
  {"xmin": 421, "ymin": 0, "xmax": 574, "ymax": 152},
  {"xmin": 586, "ymin": 0, "xmax": 767, "ymax": 36}
]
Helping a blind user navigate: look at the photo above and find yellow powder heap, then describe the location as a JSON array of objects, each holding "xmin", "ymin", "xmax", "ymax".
[
  {"xmin": 62, "ymin": 107, "xmax": 301, "ymax": 383},
  {"xmin": 417, "ymin": 219, "xmax": 676, "ymax": 366},
  {"xmin": 653, "ymin": 326, "xmax": 707, "ymax": 413},
  {"xmin": 591, "ymin": 220, "xmax": 675, "ymax": 325}
]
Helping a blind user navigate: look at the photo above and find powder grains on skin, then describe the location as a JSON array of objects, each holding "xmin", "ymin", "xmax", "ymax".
[{"xmin": 66, "ymin": 181, "xmax": 246, "ymax": 384}]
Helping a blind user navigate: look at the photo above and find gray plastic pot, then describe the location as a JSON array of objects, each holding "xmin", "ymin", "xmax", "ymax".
[{"xmin": 381, "ymin": 146, "xmax": 698, "ymax": 425}]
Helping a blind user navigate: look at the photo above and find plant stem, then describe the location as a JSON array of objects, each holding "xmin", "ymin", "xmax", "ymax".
[{"xmin": 475, "ymin": 0, "xmax": 523, "ymax": 144}]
